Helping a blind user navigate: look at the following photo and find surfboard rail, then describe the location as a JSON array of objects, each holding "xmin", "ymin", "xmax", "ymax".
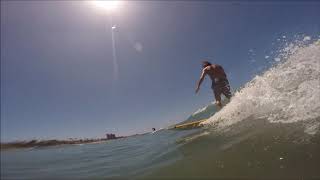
[{"xmin": 171, "ymin": 119, "xmax": 207, "ymax": 130}]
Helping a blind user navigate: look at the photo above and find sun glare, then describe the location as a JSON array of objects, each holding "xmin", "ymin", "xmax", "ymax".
[{"xmin": 92, "ymin": 1, "xmax": 121, "ymax": 11}]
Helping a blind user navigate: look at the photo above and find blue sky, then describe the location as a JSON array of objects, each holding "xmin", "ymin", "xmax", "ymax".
[{"xmin": 1, "ymin": 1, "xmax": 319, "ymax": 141}]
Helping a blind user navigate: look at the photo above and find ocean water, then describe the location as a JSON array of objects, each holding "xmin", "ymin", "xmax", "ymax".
[
  {"xmin": 1, "ymin": 129, "xmax": 201, "ymax": 179},
  {"xmin": 1, "ymin": 38, "xmax": 320, "ymax": 179}
]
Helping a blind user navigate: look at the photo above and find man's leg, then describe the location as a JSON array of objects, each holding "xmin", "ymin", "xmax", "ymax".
[
  {"xmin": 221, "ymin": 79, "xmax": 232, "ymax": 99},
  {"xmin": 213, "ymin": 87, "xmax": 223, "ymax": 108},
  {"xmin": 222, "ymin": 87, "xmax": 232, "ymax": 99}
]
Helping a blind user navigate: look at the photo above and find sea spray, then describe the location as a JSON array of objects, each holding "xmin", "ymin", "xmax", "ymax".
[{"xmin": 203, "ymin": 38, "xmax": 320, "ymax": 135}]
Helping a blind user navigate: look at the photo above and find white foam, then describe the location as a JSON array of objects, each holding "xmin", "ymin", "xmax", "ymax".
[
  {"xmin": 303, "ymin": 36, "xmax": 311, "ymax": 41},
  {"xmin": 304, "ymin": 121, "xmax": 320, "ymax": 135},
  {"xmin": 192, "ymin": 106, "xmax": 208, "ymax": 116},
  {"xmin": 203, "ymin": 39, "xmax": 320, "ymax": 134}
]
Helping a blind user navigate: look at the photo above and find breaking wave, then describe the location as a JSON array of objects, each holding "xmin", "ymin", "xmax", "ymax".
[{"xmin": 203, "ymin": 38, "xmax": 320, "ymax": 135}]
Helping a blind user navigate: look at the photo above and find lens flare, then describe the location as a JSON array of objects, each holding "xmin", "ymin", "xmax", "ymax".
[{"xmin": 92, "ymin": 1, "xmax": 121, "ymax": 11}]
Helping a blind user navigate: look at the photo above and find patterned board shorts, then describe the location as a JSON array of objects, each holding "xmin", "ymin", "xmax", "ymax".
[{"xmin": 211, "ymin": 78, "xmax": 232, "ymax": 99}]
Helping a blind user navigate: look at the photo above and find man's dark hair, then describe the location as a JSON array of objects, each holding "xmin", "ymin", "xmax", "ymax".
[{"xmin": 202, "ymin": 61, "xmax": 212, "ymax": 68}]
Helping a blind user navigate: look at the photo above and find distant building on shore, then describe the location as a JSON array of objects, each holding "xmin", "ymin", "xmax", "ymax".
[{"xmin": 106, "ymin": 133, "xmax": 116, "ymax": 140}]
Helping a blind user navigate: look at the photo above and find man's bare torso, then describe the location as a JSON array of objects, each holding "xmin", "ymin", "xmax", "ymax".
[{"xmin": 204, "ymin": 64, "xmax": 227, "ymax": 81}]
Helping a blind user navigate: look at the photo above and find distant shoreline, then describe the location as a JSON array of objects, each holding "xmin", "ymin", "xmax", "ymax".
[{"xmin": 0, "ymin": 137, "xmax": 126, "ymax": 151}]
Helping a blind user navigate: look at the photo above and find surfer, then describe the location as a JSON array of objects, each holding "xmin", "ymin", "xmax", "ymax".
[{"xmin": 195, "ymin": 61, "xmax": 232, "ymax": 108}]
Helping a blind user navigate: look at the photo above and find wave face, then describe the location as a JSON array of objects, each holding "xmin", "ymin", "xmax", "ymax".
[
  {"xmin": 181, "ymin": 103, "xmax": 218, "ymax": 124},
  {"xmin": 204, "ymin": 39, "xmax": 320, "ymax": 135}
]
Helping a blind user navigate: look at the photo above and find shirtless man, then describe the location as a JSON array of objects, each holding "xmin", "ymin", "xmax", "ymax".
[{"xmin": 195, "ymin": 61, "xmax": 232, "ymax": 108}]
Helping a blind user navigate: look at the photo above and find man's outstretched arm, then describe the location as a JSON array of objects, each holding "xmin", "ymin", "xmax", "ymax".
[{"xmin": 195, "ymin": 69, "xmax": 207, "ymax": 94}]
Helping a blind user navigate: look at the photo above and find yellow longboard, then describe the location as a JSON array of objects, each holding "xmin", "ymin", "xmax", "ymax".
[{"xmin": 172, "ymin": 119, "xmax": 207, "ymax": 130}]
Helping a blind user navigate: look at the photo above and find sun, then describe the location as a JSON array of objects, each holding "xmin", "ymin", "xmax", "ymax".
[{"xmin": 92, "ymin": 1, "xmax": 121, "ymax": 11}]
